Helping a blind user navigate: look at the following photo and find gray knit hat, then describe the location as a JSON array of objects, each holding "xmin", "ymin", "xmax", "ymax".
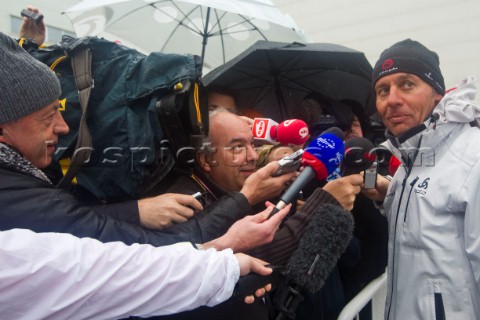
[{"xmin": 0, "ymin": 32, "xmax": 61, "ymax": 124}]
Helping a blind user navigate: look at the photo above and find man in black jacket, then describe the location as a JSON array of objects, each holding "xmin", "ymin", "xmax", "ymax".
[{"xmin": 0, "ymin": 30, "xmax": 294, "ymax": 254}]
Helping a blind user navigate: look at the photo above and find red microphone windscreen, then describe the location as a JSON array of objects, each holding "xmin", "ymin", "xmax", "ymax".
[
  {"xmin": 301, "ymin": 151, "xmax": 329, "ymax": 180},
  {"xmin": 389, "ymin": 155, "xmax": 402, "ymax": 175},
  {"xmin": 276, "ymin": 119, "xmax": 309, "ymax": 145}
]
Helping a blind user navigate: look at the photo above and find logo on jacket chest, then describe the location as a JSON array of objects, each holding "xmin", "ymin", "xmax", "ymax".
[{"xmin": 414, "ymin": 177, "xmax": 430, "ymax": 195}]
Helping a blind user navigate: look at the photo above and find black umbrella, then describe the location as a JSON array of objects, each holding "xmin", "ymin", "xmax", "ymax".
[{"xmin": 203, "ymin": 40, "xmax": 376, "ymax": 121}]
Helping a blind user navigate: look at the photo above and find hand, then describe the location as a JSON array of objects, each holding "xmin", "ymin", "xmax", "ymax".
[
  {"xmin": 19, "ymin": 6, "xmax": 45, "ymax": 45},
  {"xmin": 203, "ymin": 202, "xmax": 292, "ymax": 252},
  {"xmin": 323, "ymin": 174, "xmax": 363, "ymax": 210},
  {"xmin": 234, "ymin": 254, "xmax": 273, "ymax": 304},
  {"xmin": 137, "ymin": 193, "xmax": 203, "ymax": 229},
  {"xmin": 241, "ymin": 161, "xmax": 297, "ymax": 205},
  {"xmin": 361, "ymin": 174, "xmax": 391, "ymax": 202}
]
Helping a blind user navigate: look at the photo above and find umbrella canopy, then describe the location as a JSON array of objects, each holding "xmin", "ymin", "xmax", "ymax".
[
  {"xmin": 63, "ymin": 0, "xmax": 307, "ymax": 73},
  {"xmin": 203, "ymin": 40, "xmax": 376, "ymax": 121}
]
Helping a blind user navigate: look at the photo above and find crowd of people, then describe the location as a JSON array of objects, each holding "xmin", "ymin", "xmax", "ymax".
[{"xmin": 1, "ymin": 5, "xmax": 479, "ymax": 320}]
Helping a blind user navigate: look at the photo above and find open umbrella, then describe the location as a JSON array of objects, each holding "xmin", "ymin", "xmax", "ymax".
[
  {"xmin": 203, "ymin": 40, "xmax": 376, "ymax": 121},
  {"xmin": 63, "ymin": 0, "xmax": 307, "ymax": 73}
]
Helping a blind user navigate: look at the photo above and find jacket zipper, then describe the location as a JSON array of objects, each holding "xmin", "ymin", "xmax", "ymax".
[
  {"xmin": 403, "ymin": 176, "xmax": 419, "ymax": 222},
  {"xmin": 386, "ymin": 123, "xmax": 433, "ymax": 319},
  {"xmin": 434, "ymin": 293, "xmax": 446, "ymax": 320},
  {"xmin": 386, "ymin": 157, "xmax": 421, "ymax": 317},
  {"xmin": 386, "ymin": 171, "xmax": 409, "ymax": 320}
]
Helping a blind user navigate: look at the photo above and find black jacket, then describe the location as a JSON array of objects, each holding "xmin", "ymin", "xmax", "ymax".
[
  {"xmin": 0, "ymin": 164, "xmax": 249, "ymax": 247},
  {"xmin": 155, "ymin": 168, "xmax": 345, "ymax": 320}
]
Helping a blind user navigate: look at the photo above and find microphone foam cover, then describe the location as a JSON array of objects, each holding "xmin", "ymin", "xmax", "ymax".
[
  {"xmin": 342, "ymin": 137, "xmax": 376, "ymax": 175},
  {"xmin": 276, "ymin": 119, "xmax": 310, "ymax": 145},
  {"xmin": 303, "ymin": 131, "xmax": 344, "ymax": 179},
  {"xmin": 389, "ymin": 155, "xmax": 402, "ymax": 175},
  {"xmin": 286, "ymin": 204, "xmax": 354, "ymax": 293}
]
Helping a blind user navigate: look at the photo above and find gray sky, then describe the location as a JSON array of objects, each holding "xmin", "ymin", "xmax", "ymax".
[{"xmin": 272, "ymin": 0, "xmax": 480, "ymax": 97}]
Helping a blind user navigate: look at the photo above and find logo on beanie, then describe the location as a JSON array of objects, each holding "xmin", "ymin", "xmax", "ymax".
[{"xmin": 382, "ymin": 59, "xmax": 394, "ymax": 70}]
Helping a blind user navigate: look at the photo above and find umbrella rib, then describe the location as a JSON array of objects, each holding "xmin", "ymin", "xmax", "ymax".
[
  {"xmin": 211, "ymin": 10, "xmax": 226, "ymax": 64},
  {"xmin": 103, "ymin": 3, "xmax": 156, "ymax": 29},
  {"xmin": 237, "ymin": 15, "xmax": 268, "ymax": 40},
  {"xmin": 151, "ymin": 2, "xmax": 205, "ymax": 52},
  {"xmin": 197, "ymin": 11, "xmax": 268, "ymax": 40},
  {"xmin": 230, "ymin": 66, "xmax": 288, "ymax": 116}
]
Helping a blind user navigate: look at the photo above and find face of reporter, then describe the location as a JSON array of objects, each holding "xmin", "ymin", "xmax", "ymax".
[
  {"xmin": 208, "ymin": 92, "xmax": 236, "ymax": 111},
  {"xmin": 375, "ymin": 73, "xmax": 443, "ymax": 136},
  {"xmin": 199, "ymin": 111, "xmax": 258, "ymax": 192},
  {"xmin": 344, "ymin": 116, "xmax": 363, "ymax": 140},
  {"xmin": 0, "ymin": 100, "xmax": 69, "ymax": 168}
]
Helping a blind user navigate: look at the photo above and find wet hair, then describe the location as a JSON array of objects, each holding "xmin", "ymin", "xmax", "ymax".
[{"xmin": 198, "ymin": 107, "xmax": 237, "ymax": 156}]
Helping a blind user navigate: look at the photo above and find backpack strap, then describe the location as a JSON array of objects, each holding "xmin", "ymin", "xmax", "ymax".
[{"xmin": 56, "ymin": 46, "xmax": 93, "ymax": 188}]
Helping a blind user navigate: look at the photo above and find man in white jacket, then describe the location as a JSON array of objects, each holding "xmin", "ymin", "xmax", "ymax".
[
  {"xmin": 0, "ymin": 228, "xmax": 274, "ymax": 320},
  {"xmin": 364, "ymin": 39, "xmax": 480, "ymax": 319}
]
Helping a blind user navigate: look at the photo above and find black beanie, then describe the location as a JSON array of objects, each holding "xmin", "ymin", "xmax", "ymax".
[{"xmin": 372, "ymin": 39, "xmax": 445, "ymax": 95}]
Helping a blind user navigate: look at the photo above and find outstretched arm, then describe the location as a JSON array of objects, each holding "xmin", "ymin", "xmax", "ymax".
[
  {"xmin": 0, "ymin": 228, "xmax": 268, "ymax": 319},
  {"xmin": 203, "ymin": 203, "xmax": 291, "ymax": 252}
]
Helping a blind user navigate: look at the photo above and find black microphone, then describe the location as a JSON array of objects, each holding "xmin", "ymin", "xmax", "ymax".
[
  {"xmin": 269, "ymin": 127, "xmax": 345, "ymax": 218},
  {"xmin": 233, "ymin": 203, "xmax": 354, "ymax": 312},
  {"xmin": 341, "ymin": 136, "xmax": 376, "ymax": 176},
  {"xmin": 273, "ymin": 203, "xmax": 354, "ymax": 319}
]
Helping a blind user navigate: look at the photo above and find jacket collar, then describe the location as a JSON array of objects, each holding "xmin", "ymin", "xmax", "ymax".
[
  {"xmin": 0, "ymin": 143, "xmax": 52, "ymax": 185},
  {"xmin": 192, "ymin": 166, "xmax": 227, "ymax": 200}
]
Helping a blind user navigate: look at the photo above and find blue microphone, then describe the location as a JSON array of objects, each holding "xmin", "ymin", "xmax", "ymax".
[{"xmin": 269, "ymin": 127, "xmax": 344, "ymax": 218}]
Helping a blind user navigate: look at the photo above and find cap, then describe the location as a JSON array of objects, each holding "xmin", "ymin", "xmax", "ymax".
[
  {"xmin": 0, "ymin": 32, "xmax": 61, "ymax": 124},
  {"xmin": 372, "ymin": 39, "xmax": 445, "ymax": 95}
]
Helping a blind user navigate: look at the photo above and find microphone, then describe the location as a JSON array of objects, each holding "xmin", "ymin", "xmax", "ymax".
[
  {"xmin": 252, "ymin": 118, "xmax": 309, "ymax": 145},
  {"xmin": 233, "ymin": 203, "xmax": 354, "ymax": 316},
  {"xmin": 341, "ymin": 136, "xmax": 377, "ymax": 176},
  {"xmin": 273, "ymin": 203, "xmax": 354, "ymax": 319},
  {"xmin": 389, "ymin": 155, "xmax": 402, "ymax": 175},
  {"xmin": 269, "ymin": 127, "xmax": 344, "ymax": 218},
  {"xmin": 274, "ymin": 119, "xmax": 309, "ymax": 145}
]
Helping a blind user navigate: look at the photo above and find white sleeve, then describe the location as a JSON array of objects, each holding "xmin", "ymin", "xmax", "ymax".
[
  {"xmin": 464, "ymin": 160, "xmax": 480, "ymax": 290},
  {"xmin": 0, "ymin": 228, "xmax": 240, "ymax": 320}
]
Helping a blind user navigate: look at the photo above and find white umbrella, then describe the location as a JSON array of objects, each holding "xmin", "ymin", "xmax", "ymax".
[{"xmin": 63, "ymin": 0, "xmax": 308, "ymax": 73}]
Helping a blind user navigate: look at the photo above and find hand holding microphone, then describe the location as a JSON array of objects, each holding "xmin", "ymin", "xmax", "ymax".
[
  {"xmin": 234, "ymin": 203, "xmax": 354, "ymax": 313},
  {"xmin": 323, "ymin": 175, "xmax": 363, "ymax": 210}
]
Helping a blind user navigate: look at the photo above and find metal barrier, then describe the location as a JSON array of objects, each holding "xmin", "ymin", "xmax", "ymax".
[{"xmin": 337, "ymin": 272, "xmax": 387, "ymax": 320}]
